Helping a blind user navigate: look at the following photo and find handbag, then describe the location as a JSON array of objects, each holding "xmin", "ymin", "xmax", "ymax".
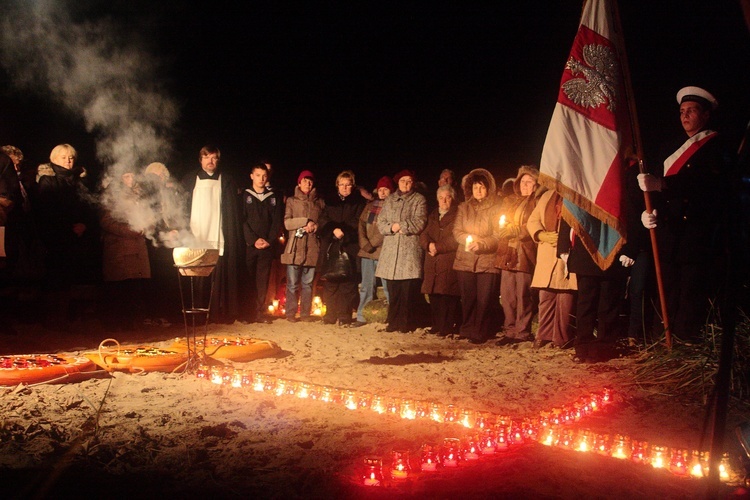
[{"xmin": 321, "ymin": 240, "xmax": 353, "ymax": 282}]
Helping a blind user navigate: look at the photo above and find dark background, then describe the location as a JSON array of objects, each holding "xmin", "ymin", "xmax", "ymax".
[{"xmin": 1, "ymin": 0, "xmax": 749, "ymax": 195}]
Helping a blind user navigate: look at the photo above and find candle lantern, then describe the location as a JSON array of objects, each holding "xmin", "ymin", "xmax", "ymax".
[
  {"xmin": 493, "ymin": 423, "xmax": 509, "ymax": 451},
  {"xmin": 297, "ymin": 382, "xmax": 310, "ymax": 399},
  {"xmin": 463, "ymin": 436, "xmax": 481, "ymax": 461},
  {"xmin": 415, "ymin": 400, "xmax": 430, "ymax": 419},
  {"xmin": 230, "ymin": 369, "xmax": 244, "ymax": 388},
  {"xmin": 320, "ymin": 386, "xmax": 335, "ymax": 403},
  {"xmin": 459, "ymin": 409, "xmax": 475, "ymax": 428},
  {"xmin": 390, "ymin": 450, "xmax": 411, "ymax": 479},
  {"xmin": 559, "ymin": 429, "xmax": 575, "ymax": 449},
  {"xmin": 307, "ymin": 384, "xmax": 322, "ymax": 401},
  {"xmin": 263, "ymin": 375, "xmax": 278, "ymax": 393},
  {"xmin": 420, "ymin": 444, "xmax": 440, "ymax": 472},
  {"xmin": 540, "ymin": 426, "xmax": 559, "ymax": 447},
  {"xmin": 196, "ymin": 364, "xmax": 209, "ymax": 379},
  {"xmin": 522, "ymin": 419, "xmax": 538, "ymax": 442},
  {"xmin": 443, "ymin": 404, "xmax": 458, "ymax": 424},
  {"xmin": 370, "ymin": 395, "xmax": 385, "ymax": 414},
  {"xmin": 465, "ymin": 235, "xmax": 473, "ymax": 251},
  {"xmin": 356, "ymin": 391, "xmax": 372, "ymax": 410},
  {"xmin": 312, "ymin": 296, "xmax": 324, "ymax": 316},
  {"xmin": 344, "ymin": 390, "xmax": 358, "ymax": 410},
  {"xmin": 649, "ymin": 445, "xmax": 668, "ymax": 469},
  {"xmin": 630, "ymin": 440, "xmax": 649, "ymax": 464},
  {"xmin": 551, "ymin": 408, "xmax": 563, "ymax": 426},
  {"xmin": 430, "ymin": 403, "xmax": 444, "ymax": 423},
  {"xmin": 362, "ymin": 456, "xmax": 384, "ymax": 487},
  {"xmin": 441, "ymin": 438, "xmax": 462, "ymax": 468},
  {"xmin": 385, "ymin": 397, "xmax": 401, "ymax": 416},
  {"xmin": 669, "ymin": 448, "xmax": 688, "ymax": 475},
  {"xmin": 274, "ymin": 378, "xmax": 288, "ymax": 397},
  {"xmin": 475, "ymin": 412, "xmax": 494, "ymax": 430},
  {"xmin": 400, "ymin": 399, "xmax": 416, "ymax": 420},
  {"xmin": 576, "ymin": 430, "xmax": 593, "ymax": 453},
  {"xmin": 499, "ymin": 214, "xmax": 507, "ymax": 228},
  {"xmin": 252, "ymin": 373, "xmax": 266, "ymax": 391},
  {"xmin": 593, "ymin": 433, "xmax": 611, "ymax": 456},
  {"xmin": 509, "ymin": 421, "xmax": 524, "ymax": 445},
  {"xmin": 611, "ymin": 434, "xmax": 631, "ymax": 459},
  {"xmin": 719, "ymin": 453, "xmax": 732, "ymax": 481},
  {"xmin": 689, "ymin": 450, "xmax": 706, "ymax": 478},
  {"xmin": 480, "ymin": 429, "xmax": 497, "ymax": 455},
  {"xmin": 210, "ymin": 366, "xmax": 223, "ymax": 385}
]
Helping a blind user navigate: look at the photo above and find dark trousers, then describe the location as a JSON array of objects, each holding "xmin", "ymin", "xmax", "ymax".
[
  {"xmin": 663, "ymin": 260, "xmax": 711, "ymax": 342},
  {"xmin": 385, "ymin": 278, "xmax": 421, "ymax": 332},
  {"xmin": 246, "ymin": 247, "xmax": 274, "ymax": 320},
  {"xmin": 626, "ymin": 250, "xmax": 655, "ymax": 341},
  {"xmin": 575, "ymin": 274, "xmax": 625, "ymax": 359},
  {"xmin": 429, "ymin": 293, "xmax": 462, "ymax": 335},
  {"xmin": 458, "ymin": 271, "xmax": 500, "ymax": 342},
  {"xmin": 323, "ymin": 279, "xmax": 358, "ymax": 323}
]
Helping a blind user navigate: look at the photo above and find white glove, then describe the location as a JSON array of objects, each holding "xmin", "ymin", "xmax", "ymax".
[
  {"xmin": 641, "ymin": 209, "xmax": 657, "ymax": 229},
  {"xmin": 637, "ymin": 173, "xmax": 663, "ymax": 192},
  {"xmin": 560, "ymin": 253, "xmax": 569, "ymax": 264},
  {"xmin": 619, "ymin": 255, "xmax": 635, "ymax": 268}
]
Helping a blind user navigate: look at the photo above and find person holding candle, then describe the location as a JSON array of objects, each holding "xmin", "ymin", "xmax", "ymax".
[
  {"xmin": 526, "ymin": 189, "xmax": 577, "ymax": 349},
  {"xmin": 452, "ymin": 168, "xmax": 501, "ymax": 344},
  {"xmin": 353, "ymin": 175, "xmax": 393, "ymax": 327},
  {"xmin": 318, "ymin": 170, "xmax": 365, "ymax": 326},
  {"xmin": 376, "ymin": 169, "xmax": 427, "ymax": 333},
  {"xmin": 420, "ymin": 184, "xmax": 461, "ymax": 336},
  {"xmin": 495, "ymin": 165, "xmax": 545, "ymax": 346},
  {"xmin": 281, "ymin": 170, "xmax": 324, "ymax": 322}
]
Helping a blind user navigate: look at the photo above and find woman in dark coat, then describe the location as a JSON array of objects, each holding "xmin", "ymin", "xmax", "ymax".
[
  {"xmin": 317, "ymin": 170, "xmax": 365, "ymax": 326},
  {"xmin": 420, "ymin": 184, "xmax": 461, "ymax": 336},
  {"xmin": 35, "ymin": 144, "xmax": 100, "ymax": 329}
]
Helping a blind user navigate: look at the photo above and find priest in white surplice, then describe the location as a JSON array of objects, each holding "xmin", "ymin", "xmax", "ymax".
[{"xmin": 182, "ymin": 145, "xmax": 244, "ymax": 323}]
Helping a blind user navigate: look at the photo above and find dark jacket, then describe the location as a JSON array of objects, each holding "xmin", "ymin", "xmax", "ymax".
[
  {"xmin": 318, "ymin": 191, "xmax": 365, "ymax": 268},
  {"xmin": 420, "ymin": 205, "xmax": 460, "ymax": 296},
  {"xmin": 242, "ymin": 187, "xmax": 284, "ymax": 250}
]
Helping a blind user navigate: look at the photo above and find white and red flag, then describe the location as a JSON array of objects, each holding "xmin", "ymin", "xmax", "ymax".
[{"xmin": 539, "ymin": 0, "xmax": 633, "ymax": 270}]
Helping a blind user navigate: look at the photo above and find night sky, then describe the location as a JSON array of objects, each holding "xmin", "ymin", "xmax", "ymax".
[{"xmin": 1, "ymin": 0, "xmax": 748, "ymax": 194}]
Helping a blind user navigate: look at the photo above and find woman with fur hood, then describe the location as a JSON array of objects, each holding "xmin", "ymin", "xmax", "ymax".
[
  {"xmin": 452, "ymin": 168, "xmax": 502, "ymax": 344},
  {"xmin": 495, "ymin": 166, "xmax": 546, "ymax": 346}
]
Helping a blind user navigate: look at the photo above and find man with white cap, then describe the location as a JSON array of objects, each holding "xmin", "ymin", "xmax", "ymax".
[{"xmin": 637, "ymin": 86, "xmax": 730, "ymax": 343}]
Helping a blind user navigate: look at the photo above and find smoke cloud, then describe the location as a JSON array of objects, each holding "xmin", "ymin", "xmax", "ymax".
[{"xmin": 0, "ymin": 0, "xmax": 191, "ymax": 247}]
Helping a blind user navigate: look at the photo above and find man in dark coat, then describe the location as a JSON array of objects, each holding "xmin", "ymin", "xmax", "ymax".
[
  {"xmin": 182, "ymin": 145, "xmax": 244, "ymax": 324},
  {"xmin": 638, "ymin": 86, "xmax": 732, "ymax": 343},
  {"xmin": 242, "ymin": 163, "xmax": 284, "ymax": 323}
]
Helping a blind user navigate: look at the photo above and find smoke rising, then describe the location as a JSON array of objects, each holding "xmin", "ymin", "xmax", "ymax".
[{"xmin": 0, "ymin": 0, "xmax": 191, "ymax": 247}]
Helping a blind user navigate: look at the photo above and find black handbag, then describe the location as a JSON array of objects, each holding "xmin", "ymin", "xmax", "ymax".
[{"xmin": 321, "ymin": 241, "xmax": 353, "ymax": 282}]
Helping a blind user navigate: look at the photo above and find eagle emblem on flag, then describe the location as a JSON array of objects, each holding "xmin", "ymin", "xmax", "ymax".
[{"xmin": 562, "ymin": 43, "xmax": 619, "ymax": 112}]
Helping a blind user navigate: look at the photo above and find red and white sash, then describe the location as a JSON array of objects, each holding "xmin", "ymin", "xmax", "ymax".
[{"xmin": 663, "ymin": 130, "xmax": 717, "ymax": 177}]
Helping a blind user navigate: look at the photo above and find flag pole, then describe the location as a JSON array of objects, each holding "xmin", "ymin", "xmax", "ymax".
[{"xmin": 611, "ymin": 0, "xmax": 672, "ymax": 349}]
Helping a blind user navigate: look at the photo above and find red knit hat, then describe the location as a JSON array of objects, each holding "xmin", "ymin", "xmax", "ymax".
[
  {"xmin": 375, "ymin": 176, "xmax": 394, "ymax": 191},
  {"xmin": 393, "ymin": 169, "xmax": 416, "ymax": 184},
  {"xmin": 297, "ymin": 170, "xmax": 315, "ymax": 184}
]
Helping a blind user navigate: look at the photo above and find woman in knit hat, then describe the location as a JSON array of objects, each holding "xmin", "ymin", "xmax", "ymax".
[{"xmin": 352, "ymin": 175, "xmax": 393, "ymax": 327}]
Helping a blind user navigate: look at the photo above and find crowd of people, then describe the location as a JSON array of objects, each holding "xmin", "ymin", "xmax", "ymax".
[{"xmin": 0, "ymin": 85, "xmax": 737, "ymax": 363}]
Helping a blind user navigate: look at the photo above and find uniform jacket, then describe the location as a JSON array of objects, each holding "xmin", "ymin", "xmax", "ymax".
[
  {"xmin": 243, "ymin": 186, "xmax": 284, "ymax": 250},
  {"xmin": 420, "ymin": 205, "xmax": 460, "ymax": 295},
  {"xmin": 528, "ymin": 190, "xmax": 577, "ymax": 290},
  {"xmin": 282, "ymin": 186, "xmax": 324, "ymax": 267},
  {"xmin": 375, "ymin": 189, "xmax": 427, "ymax": 280},
  {"xmin": 358, "ymin": 199, "xmax": 385, "ymax": 260},
  {"xmin": 453, "ymin": 168, "xmax": 501, "ymax": 274}
]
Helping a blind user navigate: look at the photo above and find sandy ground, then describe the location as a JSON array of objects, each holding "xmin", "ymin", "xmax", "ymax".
[{"xmin": 1, "ymin": 316, "xmax": 749, "ymax": 499}]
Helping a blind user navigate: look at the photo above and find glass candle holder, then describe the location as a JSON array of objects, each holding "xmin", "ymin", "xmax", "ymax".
[
  {"xmin": 400, "ymin": 399, "xmax": 416, "ymax": 420},
  {"xmin": 385, "ymin": 397, "xmax": 401, "ymax": 416},
  {"xmin": 509, "ymin": 421, "xmax": 524, "ymax": 445},
  {"xmin": 630, "ymin": 440, "xmax": 649, "ymax": 464},
  {"xmin": 430, "ymin": 403, "xmax": 444, "ymax": 423},
  {"xmin": 610, "ymin": 434, "xmax": 631, "ymax": 459},
  {"xmin": 669, "ymin": 448, "xmax": 688, "ymax": 475},
  {"xmin": 576, "ymin": 430, "xmax": 593, "ymax": 453},
  {"xmin": 540, "ymin": 426, "xmax": 559, "ymax": 447},
  {"xmin": 230, "ymin": 369, "xmax": 244, "ymax": 388},
  {"xmin": 274, "ymin": 378, "xmax": 288, "ymax": 397},
  {"xmin": 441, "ymin": 438, "xmax": 462, "ymax": 468},
  {"xmin": 689, "ymin": 450, "xmax": 708, "ymax": 478},
  {"xmin": 362, "ymin": 456, "xmax": 384, "ymax": 486},
  {"xmin": 320, "ymin": 386, "xmax": 335, "ymax": 403},
  {"xmin": 463, "ymin": 437, "xmax": 481, "ymax": 461},
  {"xmin": 459, "ymin": 409, "xmax": 475, "ymax": 429},
  {"xmin": 210, "ymin": 366, "xmax": 223, "ymax": 385},
  {"xmin": 415, "ymin": 401, "xmax": 430, "ymax": 419},
  {"xmin": 494, "ymin": 424, "xmax": 509, "ymax": 451},
  {"xmin": 443, "ymin": 404, "xmax": 458, "ymax": 424},
  {"xmin": 480, "ymin": 429, "xmax": 497, "ymax": 455},
  {"xmin": 559, "ymin": 429, "xmax": 575, "ymax": 449},
  {"xmin": 264, "ymin": 375, "xmax": 278, "ymax": 393},
  {"xmin": 370, "ymin": 395, "xmax": 385, "ymax": 414},
  {"xmin": 420, "ymin": 444, "xmax": 440, "ymax": 472},
  {"xmin": 356, "ymin": 391, "xmax": 372, "ymax": 410},
  {"xmin": 296, "ymin": 382, "xmax": 310, "ymax": 399},
  {"xmin": 195, "ymin": 365, "xmax": 209, "ymax": 379},
  {"xmin": 475, "ymin": 412, "xmax": 494, "ymax": 430},
  {"xmin": 649, "ymin": 445, "xmax": 668, "ymax": 469},
  {"xmin": 344, "ymin": 390, "xmax": 358, "ymax": 410},
  {"xmin": 593, "ymin": 433, "xmax": 610, "ymax": 456},
  {"xmin": 390, "ymin": 450, "xmax": 411, "ymax": 479},
  {"xmin": 252, "ymin": 373, "xmax": 266, "ymax": 392}
]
